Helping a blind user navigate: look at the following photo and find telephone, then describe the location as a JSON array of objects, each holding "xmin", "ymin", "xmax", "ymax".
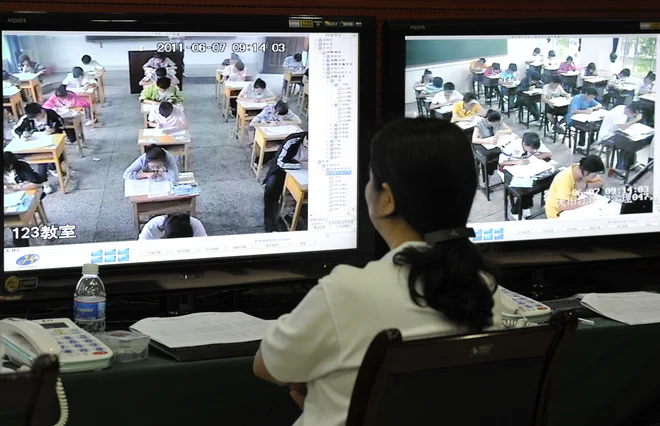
[
  {"xmin": 500, "ymin": 287, "xmax": 553, "ymax": 323},
  {"xmin": 0, "ymin": 318, "xmax": 113, "ymax": 373}
]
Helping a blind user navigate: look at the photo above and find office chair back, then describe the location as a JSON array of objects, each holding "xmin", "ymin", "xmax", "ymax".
[
  {"xmin": 0, "ymin": 354, "xmax": 60, "ymax": 426},
  {"xmin": 346, "ymin": 311, "xmax": 578, "ymax": 426}
]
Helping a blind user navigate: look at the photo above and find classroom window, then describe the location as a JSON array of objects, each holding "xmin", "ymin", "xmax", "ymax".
[
  {"xmin": 553, "ymin": 38, "xmax": 580, "ymax": 61},
  {"xmin": 620, "ymin": 37, "xmax": 656, "ymax": 77}
]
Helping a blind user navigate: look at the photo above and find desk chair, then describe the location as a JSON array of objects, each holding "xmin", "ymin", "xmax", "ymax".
[
  {"xmin": 346, "ymin": 311, "xmax": 578, "ymax": 426},
  {"xmin": 0, "ymin": 354, "xmax": 61, "ymax": 426}
]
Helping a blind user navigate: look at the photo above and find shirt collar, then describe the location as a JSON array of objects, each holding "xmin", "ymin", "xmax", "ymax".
[{"xmin": 381, "ymin": 240, "xmax": 428, "ymax": 262}]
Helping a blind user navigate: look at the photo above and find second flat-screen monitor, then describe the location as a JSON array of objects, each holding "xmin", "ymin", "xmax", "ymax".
[{"xmin": 383, "ymin": 19, "xmax": 659, "ymax": 244}]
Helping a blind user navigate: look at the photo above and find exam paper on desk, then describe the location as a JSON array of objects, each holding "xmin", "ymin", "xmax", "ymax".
[
  {"xmin": 124, "ymin": 178, "xmax": 172, "ymax": 198},
  {"xmin": 581, "ymin": 292, "xmax": 660, "ymax": 325},
  {"xmin": 261, "ymin": 125, "xmax": 301, "ymax": 136},
  {"xmin": 3, "ymin": 86, "xmax": 20, "ymax": 97},
  {"xmin": 504, "ymin": 156, "xmax": 553, "ymax": 178},
  {"xmin": 548, "ymin": 97, "xmax": 571, "ymax": 108},
  {"xmin": 5, "ymin": 134, "xmax": 56, "ymax": 151},
  {"xmin": 480, "ymin": 134, "xmax": 519, "ymax": 150},
  {"xmin": 557, "ymin": 194, "xmax": 621, "ymax": 219},
  {"xmin": 4, "ymin": 191, "xmax": 26, "ymax": 208},
  {"xmin": 620, "ymin": 123, "xmax": 655, "ymax": 141},
  {"xmin": 13, "ymin": 72, "xmax": 39, "ymax": 81},
  {"xmin": 142, "ymin": 128, "xmax": 165, "ymax": 137},
  {"xmin": 570, "ymin": 109, "xmax": 608, "ymax": 123}
]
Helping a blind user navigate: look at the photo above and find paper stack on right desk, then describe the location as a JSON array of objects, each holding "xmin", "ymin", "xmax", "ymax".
[
  {"xmin": 581, "ymin": 292, "xmax": 660, "ymax": 325},
  {"xmin": 620, "ymin": 123, "xmax": 655, "ymax": 141}
]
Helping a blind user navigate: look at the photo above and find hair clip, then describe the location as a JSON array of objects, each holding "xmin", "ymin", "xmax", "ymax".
[{"xmin": 424, "ymin": 227, "xmax": 476, "ymax": 245}]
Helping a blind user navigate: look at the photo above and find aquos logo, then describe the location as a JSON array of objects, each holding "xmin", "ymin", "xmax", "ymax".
[
  {"xmin": 16, "ymin": 254, "xmax": 40, "ymax": 266},
  {"xmin": 7, "ymin": 18, "xmax": 27, "ymax": 24}
]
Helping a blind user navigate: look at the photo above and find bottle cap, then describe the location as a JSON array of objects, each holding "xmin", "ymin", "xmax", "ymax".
[{"xmin": 82, "ymin": 263, "xmax": 99, "ymax": 274}]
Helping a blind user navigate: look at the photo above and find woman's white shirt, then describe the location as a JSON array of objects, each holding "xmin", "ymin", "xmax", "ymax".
[{"xmin": 260, "ymin": 241, "xmax": 502, "ymax": 426}]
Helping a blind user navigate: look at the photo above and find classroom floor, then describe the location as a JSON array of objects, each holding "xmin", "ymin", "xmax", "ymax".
[
  {"xmin": 404, "ymin": 100, "xmax": 654, "ymax": 224},
  {"xmin": 3, "ymin": 70, "xmax": 308, "ymax": 246}
]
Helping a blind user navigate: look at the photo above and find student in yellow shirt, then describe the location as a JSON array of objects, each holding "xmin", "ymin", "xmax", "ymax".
[
  {"xmin": 468, "ymin": 57, "xmax": 487, "ymax": 93},
  {"xmin": 545, "ymin": 155, "xmax": 605, "ymax": 219},
  {"xmin": 451, "ymin": 93, "xmax": 486, "ymax": 122}
]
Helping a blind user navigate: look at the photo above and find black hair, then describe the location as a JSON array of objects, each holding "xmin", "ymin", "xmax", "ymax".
[
  {"xmin": 55, "ymin": 84, "xmax": 70, "ymax": 98},
  {"xmin": 3, "ymin": 71, "xmax": 11, "ymax": 80},
  {"xmin": 162, "ymin": 214, "xmax": 194, "ymax": 239},
  {"xmin": 551, "ymin": 75, "xmax": 562, "ymax": 84},
  {"xmin": 293, "ymin": 53, "xmax": 303, "ymax": 62},
  {"xmin": 155, "ymin": 68, "xmax": 168, "ymax": 78},
  {"xmin": 625, "ymin": 102, "xmax": 642, "ymax": 115},
  {"xmin": 508, "ymin": 63, "xmax": 518, "ymax": 72},
  {"xmin": 443, "ymin": 82, "xmax": 455, "ymax": 91},
  {"xmin": 253, "ymin": 78, "xmax": 267, "ymax": 89},
  {"xmin": 522, "ymin": 132, "xmax": 541, "ymax": 150},
  {"xmin": 586, "ymin": 62, "xmax": 596, "ymax": 75},
  {"xmin": 235, "ymin": 60, "xmax": 245, "ymax": 72},
  {"xmin": 533, "ymin": 47, "xmax": 541, "ymax": 54},
  {"xmin": 230, "ymin": 53, "xmax": 240, "ymax": 60},
  {"xmin": 274, "ymin": 100, "xmax": 289, "ymax": 115},
  {"xmin": 491, "ymin": 62, "xmax": 501, "ymax": 71},
  {"xmin": 18, "ymin": 54, "xmax": 31, "ymax": 63},
  {"xmin": 4, "ymin": 151, "xmax": 20, "ymax": 173},
  {"xmin": 72, "ymin": 67, "xmax": 84, "ymax": 78},
  {"xmin": 431, "ymin": 76, "xmax": 443, "ymax": 88},
  {"xmin": 485, "ymin": 109, "xmax": 501, "ymax": 122},
  {"xmin": 620, "ymin": 68, "xmax": 631, "ymax": 77},
  {"xmin": 370, "ymin": 117, "xmax": 497, "ymax": 332},
  {"xmin": 584, "ymin": 87, "xmax": 599, "ymax": 97},
  {"xmin": 478, "ymin": 57, "xmax": 486, "ymax": 63},
  {"xmin": 145, "ymin": 145, "xmax": 167, "ymax": 162},
  {"xmin": 24, "ymin": 102, "xmax": 43, "ymax": 118},
  {"xmin": 463, "ymin": 92, "xmax": 478, "ymax": 103},
  {"xmin": 81, "ymin": 55, "xmax": 91, "ymax": 64},
  {"xmin": 548, "ymin": 50, "xmax": 556, "ymax": 57},
  {"xmin": 159, "ymin": 101, "xmax": 174, "ymax": 117},
  {"xmin": 528, "ymin": 71, "xmax": 541, "ymax": 82},
  {"xmin": 566, "ymin": 56, "xmax": 573, "ymax": 61},
  {"xmin": 156, "ymin": 77, "xmax": 172, "ymax": 90},
  {"xmin": 578, "ymin": 155, "xmax": 605, "ymax": 174},
  {"xmin": 154, "ymin": 52, "xmax": 165, "ymax": 60},
  {"xmin": 646, "ymin": 71, "xmax": 656, "ymax": 81},
  {"xmin": 420, "ymin": 69, "xmax": 432, "ymax": 83}
]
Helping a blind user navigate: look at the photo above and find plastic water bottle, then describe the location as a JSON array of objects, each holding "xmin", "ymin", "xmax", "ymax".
[{"xmin": 73, "ymin": 263, "xmax": 106, "ymax": 333}]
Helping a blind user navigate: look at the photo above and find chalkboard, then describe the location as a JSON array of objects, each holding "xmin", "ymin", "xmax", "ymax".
[{"xmin": 406, "ymin": 39, "xmax": 508, "ymax": 67}]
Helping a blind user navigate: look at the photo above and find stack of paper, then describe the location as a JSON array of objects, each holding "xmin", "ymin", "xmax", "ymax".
[
  {"xmin": 621, "ymin": 123, "xmax": 655, "ymax": 141},
  {"xmin": 5, "ymin": 133, "xmax": 55, "ymax": 152},
  {"xmin": 130, "ymin": 312, "xmax": 273, "ymax": 349},
  {"xmin": 505, "ymin": 156, "xmax": 553, "ymax": 178},
  {"xmin": 4, "ymin": 191, "xmax": 26, "ymax": 208},
  {"xmin": 481, "ymin": 134, "xmax": 519, "ymax": 150},
  {"xmin": 581, "ymin": 292, "xmax": 660, "ymax": 325},
  {"xmin": 509, "ymin": 176, "xmax": 535, "ymax": 188},
  {"xmin": 262, "ymin": 125, "xmax": 301, "ymax": 136},
  {"xmin": 177, "ymin": 172, "xmax": 196, "ymax": 184},
  {"xmin": 549, "ymin": 97, "xmax": 571, "ymax": 108}
]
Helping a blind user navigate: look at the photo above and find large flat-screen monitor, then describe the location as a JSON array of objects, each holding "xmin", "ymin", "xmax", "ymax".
[
  {"xmin": 2, "ymin": 13, "xmax": 376, "ymax": 274},
  {"xmin": 382, "ymin": 19, "xmax": 659, "ymax": 245}
]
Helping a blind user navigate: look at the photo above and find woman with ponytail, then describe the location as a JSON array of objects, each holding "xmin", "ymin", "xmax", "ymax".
[{"xmin": 254, "ymin": 117, "xmax": 501, "ymax": 426}]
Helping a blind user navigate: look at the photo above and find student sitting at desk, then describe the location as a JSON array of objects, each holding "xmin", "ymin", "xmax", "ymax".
[
  {"xmin": 142, "ymin": 52, "xmax": 177, "ymax": 72},
  {"xmin": 139, "ymin": 77, "xmax": 184, "ymax": 105},
  {"xmin": 254, "ymin": 117, "xmax": 501, "ymax": 426},
  {"xmin": 545, "ymin": 50, "xmax": 560, "ymax": 69},
  {"xmin": 139, "ymin": 67, "xmax": 179, "ymax": 87},
  {"xmin": 429, "ymin": 82, "xmax": 462, "ymax": 110},
  {"xmin": 415, "ymin": 69, "xmax": 433, "ymax": 85},
  {"xmin": 604, "ymin": 68, "xmax": 633, "ymax": 107},
  {"xmin": 80, "ymin": 55, "xmax": 105, "ymax": 76},
  {"xmin": 499, "ymin": 63, "xmax": 517, "ymax": 82},
  {"xmin": 147, "ymin": 101, "xmax": 188, "ymax": 132},
  {"xmin": 18, "ymin": 55, "xmax": 46, "ymax": 78},
  {"xmin": 542, "ymin": 75, "xmax": 570, "ymax": 133},
  {"xmin": 62, "ymin": 67, "xmax": 97, "ymax": 90},
  {"xmin": 248, "ymin": 101, "xmax": 301, "ymax": 146},
  {"xmin": 42, "ymin": 84, "xmax": 93, "ymax": 126},
  {"xmin": 498, "ymin": 132, "xmax": 552, "ymax": 219},
  {"xmin": 515, "ymin": 71, "xmax": 542, "ymax": 122},
  {"xmin": 526, "ymin": 48, "xmax": 543, "ymax": 66},
  {"xmin": 468, "ymin": 57, "xmax": 487, "ymax": 92},
  {"xmin": 263, "ymin": 131, "xmax": 308, "ymax": 233},
  {"xmin": 3, "ymin": 70, "xmax": 19, "ymax": 88},
  {"xmin": 123, "ymin": 144, "xmax": 179, "ymax": 183},
  {"xmin": 281, "ymin": 53, "xmax": 305, "ymax": 96},
  {"xmin": 138, "ymin": 214, "xmax": 207, "ymax": 240},
  {"xmin": 559, "ymin": 56, "xmax": 576, "ymax": 73},
  {"xmin": 450, "ymin": 92, "xmax": 485, "ymax": 122},
  {"xmin": 238, "ymin": 78, "xmax": 276, "ymax": 103},
  {"xmin": 545, "ymin": 155, "xmax": 605, "ymax": 219},
  {"xmin": 613, "ymin": 68, "xmax": 631, "ymax": 83},
  {"xmin": 597, "ymin": 103, "xmax": 644, "ymax": 170},
  {"xmin": 484, "ymin": 62, "xmax": 501, "ymax": 77},
  {"xmin": 472, "ymin": 110, "xmax": 512, "ymax": 145},
  {"xmin": 638, "ymin": 71, "xmax": 656, "ymax": 96},
  {"xmin": 565, "ymin": 87, "xmax": 602, "ymax": 137},
  {"xmin": 583, "ymin": 62, "xmax": 598, "ymax": 77},
  {"xmin": 223, "ymin": 54, "xmax": 247, "ymax": 81},
  {"xmin": 420, "ymin": 76, "xmax": 444, "ymax": 97}
]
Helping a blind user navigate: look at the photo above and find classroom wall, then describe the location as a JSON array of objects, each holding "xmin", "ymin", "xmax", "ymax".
[{"xmin": 404, "ymin": 38, "xmax": 544, "ymax": 104}]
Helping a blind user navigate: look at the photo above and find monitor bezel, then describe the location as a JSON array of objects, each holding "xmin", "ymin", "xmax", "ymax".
[
  {"xmin": 2, "ymin": 12, "xmax": 377, "ymax": 278},
  {"xmin": 381, "ymin": 18, "xmax": 659, "ymax": 252}
]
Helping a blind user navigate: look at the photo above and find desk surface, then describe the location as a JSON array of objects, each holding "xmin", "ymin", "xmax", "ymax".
[
  {"xmin": 50, "ymin": 316, "xmax": 660, "ymax": 426},
  {"xmin": 138, "ymin": 128, "xmax": 192, "ymax": 145}
]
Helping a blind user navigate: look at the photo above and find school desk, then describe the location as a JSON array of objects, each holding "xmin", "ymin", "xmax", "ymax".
[
  {"xmin": 93, "ymin": 73, "xmax": 106, "ymax": 104},
  {"xmin": 518, "ymin": 88, "xmax": 543, "ymax": 129},
  {"xmin": 251, "ymin": 124, "xmax": 303, "ymax": 179},
  {"xmin": 236, "ymin": 100, "xmax": 268, "ymax": 144},
  {"xmin": 566, "ymin": 110, "xmax": 607, "ymax": 156},
  {"xmin": 3, "ymin": 188, "xmax": 48, "ymax": 230},
  {"xmin": 639, "ymin": 94, "xmax": 655, "ymax": 126},
  {"xmin": 3, "ymin": 91, "xmax": 24, "ymax": 122},
  {"xmin": 559, "ymin": 71, "xmax": 579, "ymax": 93},
  {"xmin": 503, "ymin": 167, "xmax": 560, "ymax": 221},
  {"xmin": 542, "ymin": 66, "xmax": 559, "ymax": 84},
  {"xmin": 605, "ymin": 130, "xmax": 654, "ymax": 184},
  {"xmin": 13, "ymin": 73, "xmax": 42, "ymax": 103},
  {"xmin": 473, "ymin": 143, "xmax": 502, "ymax": 202},
  {"xmin": 281, "ymin": 169, "xmax": 308, "ymax": 231},
  {"xmin": 69, "ymin": 87, "xmax": 98, "ymax": 127},
  {"xmin": 59, "ymin": 109, "xmax": 86, "ymax": 156},
  {"xmin": 483, "ymin": 75, "xmax": 500, "ymax": 107},
  {"xmin": 557, "ymin": 194, "xmax": 622, "ymax": 220},
  {"xmin": 215, "ymin": 69, "xmax": 224, "ymax": 102},
  {"xmin": 5, "ymin": 133, "xmax": 69, "ymax": 194},
  {"xmin": 606, "ymin": 82, "xmax": 637, "ymax": 107},
  {"xmin": 498, "ymin": 81, "xmax": 520, "ymax": 117},
  {"xmin": 542, "ymin": 97, "xmax": 571, "ymax": 143},
  {"xmin": 128, "ymin": 192, "xmax": 197, "ymax": 235},
  {"xmin": 221, "ymin": 81, "xmax": 250, "ymax": 122},
  {"xmin": 137, "ymin": 129, "xmax": 192, "ymax": 172},
  {"xmin": 283, "ymin": 69, "xmax": 305, "ymax": 99}
]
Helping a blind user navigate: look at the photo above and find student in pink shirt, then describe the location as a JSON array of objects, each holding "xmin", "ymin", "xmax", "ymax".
[
  {"xmin": 484, "ymin": 62, "xmax": 501, "ymax": 77},
  {"xmin": 42, "ymin": 84, "xmax": 92, "ymax": 125},
  {"xmin": 559, "ymin": 56, "xmax": 576, "ymax": 73}
]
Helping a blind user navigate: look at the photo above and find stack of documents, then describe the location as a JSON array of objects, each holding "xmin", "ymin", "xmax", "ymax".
[
  {"xmin": 581, "ymin": 292, "xmax": 660, "ymax": 325},
  {"xmin": 620, "ymin": 123, "xmax": 655, "ymax": 141}
]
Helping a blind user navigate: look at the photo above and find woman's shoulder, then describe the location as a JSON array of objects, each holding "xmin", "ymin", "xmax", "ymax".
[{"xmin": 320, "ymin": 257, "xmax": 399, "ymax": 291}]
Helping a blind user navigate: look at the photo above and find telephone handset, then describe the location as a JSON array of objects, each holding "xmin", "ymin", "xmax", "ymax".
[
  {"xmin": 0, "ymin": 318, "xmax": 60, "ymax": 364},
  {"xmin": 500, "ymin": 287, "xmax": 553, "ymax": 322}
]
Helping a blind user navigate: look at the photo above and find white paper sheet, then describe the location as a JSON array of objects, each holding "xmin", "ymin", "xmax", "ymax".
[
  {"xmin": 239, "ymin": 101, "xmax": 269, "ymax": 109},
  {"xmin": 570, "ymin": 109, "xmax": 608, "ymax": 123},
  {"xmin": 480, "ymin": 134, "xmax": 519, "ymax": 150},
  {"xmin": 561, "ymin": 71, "xmax": 579, "ymax": 76},
  {"xmin": 69, "ymin": 87, "xmax": 94, "ymax": 94},
  {"xmin": 168, "ymin": 130, "xmax": 188, "ymax": 137},
  {"xmin": 581, "ymin": 292, "xmax": 660, "ymax": 325},
  {"xmin": 124, "ymin": 179, "xmax": 172, "ymax": 197},
  {"xmin": 261, "ymin": 125, "xmax": 301, "ymax": 136},
  {"xmin": 523, "ymin": 88, "xmax": 543, "ymax": 95},
  {"xmin": 504, "ymin": 156, "xmax": 553, "ymax": 178},
  {"xmin": 288, "ymin": 169, "xmax": 309, "ymax": 187},
  {"xmin": 621, "ymin": 123, "xmax": 655, "ymax": 141},
  {"xmin": 5, "ymin": 134, "xmax": 55, "ymax": 152},
  {"xmin": 130, "ymin": 312, "xmax": 273, "ymax": 348},
  {"xmin": 548, "ymin": 97, "xmax": 571, "ymax": 108},
  {"xmin": 639, "ymin": 94, "xmax": 655, "ymax": 102},
  {"xmin": 142, "ymin": 128, "xmax": 165, "ymax": 137},
  {"xmin": 4, "ymin": 191, "xmax": 26, "ymax": 208},
  {"xmin": 455, "ymin": 119, "xmax": 477, "ymax": 130},
  {"xmin": 3, "ymin": 86, "xmax": 20, "ymax": 97},
  {"xmin": 13, "ymin": 72, "xmax": 39, "ymax": 81},
  {"xmin": 558, "ymin": 194, "xmax": 621, "ymax": 219},
  {"xmin": 509, "ymin": 177, "xmax": 535, "ymax": 188}
]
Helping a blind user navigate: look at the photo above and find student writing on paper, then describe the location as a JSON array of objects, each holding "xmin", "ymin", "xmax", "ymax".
[
  {"xmin": 80, "ymin": 55, "xmax": 105, "ymax": 76},
  {"xmin": 11, "ymin": 102, "xmax": 77, "ymax": 159},
  {"xmin": 559, "ymin": 56, "xmax": 576, "ymax": 73},
  {"xmin": 263, "ymin": 132, "xmax": 308, "ymax": 233},
  {"xmin": 499, "ymin": 132, "xmax": 552, "ymax": 219},
  {"xmin": 429, "ymin": 82, "xmax": 462, "ymax": 110},
  {"xmin": 415, "ymin": 69, "xmax": 433, "ymax": 86},
  {"xmin": 450, "ymin": 92, "xmax": 485, "ymax": 122},
  {"xmin": 542, "ymin": 76, "xmax": 571, "ymax": 134},
  {"xmin": 43, "ymin": 85, "xmax": 93, "ymax": 126},
  {"xmin": 123, "ymin": 145, "xmax": 179, "ymax": 183},
  {"xmin": 254, "ymin": 118, "xmax": 501, "ymax": 426},
  {"xmin": 545, "ymin": 155, "xmax": 605, "ymax": 219},
  {"xmin": 598, "ymin": 103, "xmax": 644, "ymax": 170},
  {"xmin": 62, "ymin": 67, "xmax": 97, "ymax": 90},
  {"xmin": 139, "ymin": 77, "xmax": 184, "ymax": 105},
  {"xmin": 472, "ymin": 110, "xmax": 512, "ymax": 145},
  {"xmin": 238, "ymin": 78, "xmax": 276, "ymax": 103},
  {"xmin": 638, "ymin": 71, "xmax": 656, "ymax": 96},
  {"xmin": 147, "ymin": 102, "xmax": 188, "ymax": 132},
  {"xmin": 468, "ymin": 57, "xmax": 487, "ymax": 92},
  {"xmin": 138, "ymin": 214, "xmax": 207, "ymax": 240},
  {"xmin": 142, "ymin": 52, "xmax": 177, "ymax": 72},
  {"xmin": 604, "ymin": 68, "xmax": 633, "ymax": 107},
  {"xmin": 484, "ymin": 62, "xmax": 501, "ymax": 77},
  {"xmin": 18, "ymin": 54, "xmax": 46, "ymax": 78},
  {"xmin": 223, "ymin": 54, "xmax": 247, "ymax": 82},
  {"xmin": 249, "ymin": 101, "xmax": 301, "ymax": 146},
  {"xmin": 139, "ymin": 67, "xmax": 179, "ymax": 87},
  {"xmin": 498, "ymin": 63, "xmax": 518, "ymax": 94},
  {"xmin": 565, "ymin": 87, "xmax": 602, "ymax": 126},
  {"xmin": 515, "ymin": 71, "xmax": 542, "ymax": 122},
  {"xmin": 420, "ymin": 76, "xmax": 444, "ymax": 97}
]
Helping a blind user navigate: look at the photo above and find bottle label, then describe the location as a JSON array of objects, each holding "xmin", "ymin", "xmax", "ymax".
[{"xmin": 74, "ymin": 300, "xmax": 106, "ymax": 320}]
